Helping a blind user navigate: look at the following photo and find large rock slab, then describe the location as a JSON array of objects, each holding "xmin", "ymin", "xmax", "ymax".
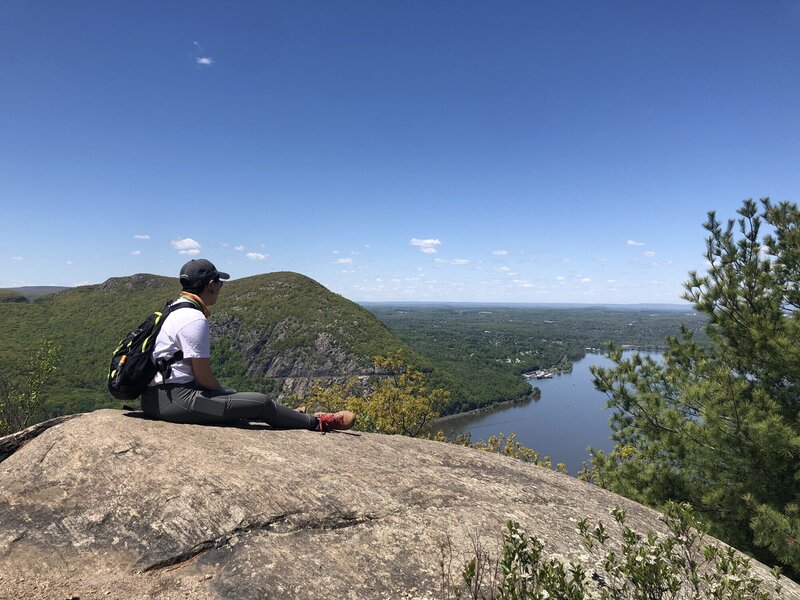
[{"xmin": 0, "ymin": 410, "xmax": 796, "ymax": 599}]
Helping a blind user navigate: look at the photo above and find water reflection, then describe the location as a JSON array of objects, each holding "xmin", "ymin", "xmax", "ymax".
[{"xmin": 436, "ymin": 351, "xmax": 660, "ymax": 475}]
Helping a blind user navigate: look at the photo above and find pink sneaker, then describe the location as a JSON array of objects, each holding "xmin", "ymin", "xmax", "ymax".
[{"xmin": 314, "ymin": 411, "xmax": 355, "ymax": 432}]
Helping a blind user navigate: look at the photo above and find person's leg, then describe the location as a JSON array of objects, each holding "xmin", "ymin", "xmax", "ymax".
[
  {"xmin": 142, "ymin": 384, "xmax": 354, "ymax": 430},
  {"xmin": 205, "ymin": 389, "xmax": 319, "ymax": 429},
  {"xmin": 142, "ymin": 384, "xmax": 317, "ymax": 428}
]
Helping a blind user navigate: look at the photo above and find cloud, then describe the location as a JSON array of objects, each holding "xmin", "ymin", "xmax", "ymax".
[
  {"xmin": 627, "ymin": 240, "xmax": 646, "ymax": 246},
  {"xmin": 171, "ymin": 238, "xmax": 201, "ymax": 255},
  {"xmin": 581, "ymin": 277, "xmax": 592, "ymax": 283},
  {"xmin": 11, "ymin": 256, "xmax": 23, "ymax": 261},
  {"xmin": 435, "ymin": 258, "xmax": 470, "ymax": 265},
  {"xmin": 247, "ymin": 252, "xmax": 267, "ymax": 260},
  {"xmin": 131, "ymin": 250, "xmax": 141, "ymax": 256},
  {"xmin": 196, "ymin": 57, "xmax": 213, "ymax": 66},
  {"xmin": 492, "ymin": 250, "xmax": 509, "ymax": 256},
  {"xmin": 556, "ymin": 276, "xmax": 566, "ymax": 282},
  {"xmin": 234, "ymin": 245, "xmax": 245, "ymax": 252},
  {"xmin": 499, "ymin": 266, "xmax": 517, "ymax": 277},
  {"xmin": 336, "ymin": 258, "xmax": 354, "ymax": 264},
  {"xmin": 133, "ymin": 234, "xmax": 150, "ymax": 240},
  {"xmin": 644, "ymin": 251, "xmax": 656, "ymax": 257},
  {"xmin": 410, "ymin": 238, "xmax": 441, "ymax": 254}
]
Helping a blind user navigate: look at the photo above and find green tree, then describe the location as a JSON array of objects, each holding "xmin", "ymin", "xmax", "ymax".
[
  {"xmin": 585, "ymin": 199, "xmax": 800, "ymax": 578},
  {"xmin": 306, "ymin": 350, "xmax": 449, "ymax": 437},
  {"xmin": 0, "ymin": 340, "xmax": 59, "ymax": 435}
]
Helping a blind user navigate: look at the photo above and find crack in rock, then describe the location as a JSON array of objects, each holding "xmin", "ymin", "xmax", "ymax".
[
  {"xmin": 38, "ymin": 440, "xmax": 59, "ymax": 464},
  {"xmin": 141, "ymin": 511, "xmax": 382, "ymax": 573},
  {"xmin": 0, "ymin": 415, "xmax": 80, "ymax": 464}
]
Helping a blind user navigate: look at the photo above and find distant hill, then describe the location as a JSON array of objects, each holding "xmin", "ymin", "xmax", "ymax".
[
  {"xmin": 361, "ymin": 301, "xmax": 695, "ymax": 312},
  {"xmin": 0, "ymin": 285, "xmax": 70, "ymax": 299},
  {"xmin": 0, "ymin": 290, "xmax": 30, "ymax": 303},
  {"xmin": 0, "ymin": 272, "xmax": 406, "ymax": 418}
]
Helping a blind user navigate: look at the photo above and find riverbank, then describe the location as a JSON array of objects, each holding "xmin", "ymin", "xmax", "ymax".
[
  {"xmin": 434, "ymin": 391, "xmax": 539, "ymax": 426},
  {"xmin": 436, "ymin": 358, "xmax": 576, "ymax": 424},
  {"xmin": 433, "ymin": 350, "xmax": 663, "ymax": 474}
]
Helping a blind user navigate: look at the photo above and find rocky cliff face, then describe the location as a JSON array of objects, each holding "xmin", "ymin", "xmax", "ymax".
[
  {"xmin": 1, "ymin": 410, "xmax": 796, "ymax": 600},
  {"xmin": 210, "ymin": 312, "xmax": 372, "ymax": 401}
]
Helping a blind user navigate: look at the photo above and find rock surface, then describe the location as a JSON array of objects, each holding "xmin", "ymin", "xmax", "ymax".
[{"xmin": 0, "ymin": 410, "xmax": 796, "ymax": 599}]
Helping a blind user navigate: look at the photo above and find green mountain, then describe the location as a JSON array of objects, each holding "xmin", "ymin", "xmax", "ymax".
[{"xmin": 0, "ymin": 272, "xmax": 406, "ymax": 418}]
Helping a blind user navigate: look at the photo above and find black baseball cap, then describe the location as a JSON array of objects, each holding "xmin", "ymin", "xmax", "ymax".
[{"xmin": 179, "ymin": 259, "xmax": 230, "ymax": 289}]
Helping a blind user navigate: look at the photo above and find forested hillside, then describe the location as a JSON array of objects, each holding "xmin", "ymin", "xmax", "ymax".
[
  {"xmin": 366, "ymin": 304, "xmax": 708, "ymax": 413},
  {"xmin": 0, "ymin": 272, "xmax": 405, "ymax": 418}
]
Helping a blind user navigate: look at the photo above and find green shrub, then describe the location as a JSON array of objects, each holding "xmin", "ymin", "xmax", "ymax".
[{"xmin": 437, "ymin": 502, "xmax": 784, "ymax": 600}]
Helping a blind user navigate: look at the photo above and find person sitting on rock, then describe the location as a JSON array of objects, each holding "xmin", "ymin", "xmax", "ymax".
[{"xmin": 141, "ymin": 258, "xmax": 355, "ymax": 432}]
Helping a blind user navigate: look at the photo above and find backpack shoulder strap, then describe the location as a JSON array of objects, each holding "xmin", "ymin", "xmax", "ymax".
[
  {"xmin": 153, "ymin": 300, "xmax": 204, "ymax": 378},
  {"xmin": 165, "ymin": 300, "xmax": 203, "ymax": 314}
]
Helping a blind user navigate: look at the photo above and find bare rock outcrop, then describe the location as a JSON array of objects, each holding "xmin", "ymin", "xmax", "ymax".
[{"xmin": 0, "ymin": 410, "xmax": 796, "ymax": 599}]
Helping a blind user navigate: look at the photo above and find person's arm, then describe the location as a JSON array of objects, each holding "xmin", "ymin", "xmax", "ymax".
[{"xmin": 190, "ymin": 357, "xmax": 223, "ymax": 391}]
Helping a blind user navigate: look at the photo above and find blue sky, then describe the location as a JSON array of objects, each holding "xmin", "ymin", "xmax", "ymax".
[{"xmin": 2, "ymin": 1, "xmax": 799, "ymax": 303}]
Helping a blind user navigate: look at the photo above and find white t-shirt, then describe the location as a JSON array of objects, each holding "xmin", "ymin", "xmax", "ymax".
[{"xmin": 149, "ymin": 301, "xmax": 209, "ymax": 385}]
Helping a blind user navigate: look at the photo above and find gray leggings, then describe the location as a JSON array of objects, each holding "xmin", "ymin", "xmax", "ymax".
[{"xmin": 141, "ymin": 384, "xmax": 318, "ymax": 429}]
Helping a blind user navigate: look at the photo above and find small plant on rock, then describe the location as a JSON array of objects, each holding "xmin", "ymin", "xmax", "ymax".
[{"xmin": 437, "ymin": 502, "xmax": 784, "ymax": 600}]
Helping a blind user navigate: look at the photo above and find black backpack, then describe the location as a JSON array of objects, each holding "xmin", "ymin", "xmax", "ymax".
[{"xmin": 108, "ymin": 300, "xmax": 201, "ymax": 400}]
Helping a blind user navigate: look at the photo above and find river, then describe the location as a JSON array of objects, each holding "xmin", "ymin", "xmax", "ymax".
[{"xmin": 435, "ymin": 351, "xmax": 658, "ymax": 475}]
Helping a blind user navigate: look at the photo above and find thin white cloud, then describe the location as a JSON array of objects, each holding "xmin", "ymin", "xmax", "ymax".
[
  {"xmin": 336, "ymin": 258, "xmax": 353, "ymax": 264},
  {"xmin": 435, "ymin": 258, "xmax": 471, "ymax": 265},
  {"xmin": 247, "ymin": 252, "xmax": 267, "ymax": 260},
  {"xmin": 644, "ymin": 251, "xmax": 656, "ymax": 257},
  {"xmin": 492, "ymin": 250, "xmax": 509, "ymax": 256},
  {"xmin": 133, "ymin": 234, "xmax": 150, "ymax": 240},
  {"xmin": 499, "ymin": 266, "xmax": 518, "ymax": 277},
  {"xmin": 607, "ymin": 279, "xmax": 616, "ymax": 284},
  {"xmin": 410, "ymin": 238, "xmax": 441, "ymax": 254},
  {"xmin": 131, "ymin": 250, "xmax": 141, "ymax": 256},
  {"xmin": 627, "ymin": 240, "xmax": 646, "ymax": 246},
  {"xmin": 234, "ymin": 245, "xmax": 245, "ymax": 252},
  {"xmin": 556, "ymin": 276, "xmax": 566, "ymax": 282},
  {"xmin": 11, "ymin": 256, "xmax": 23, "ymax": 261},
  {"xmin": 171, "ymin": 238, "xmax": 202, "ymax": 255},
  {"xmin": 196, "ymin": 57, "xmax": 213, "ymax": 66},
  {"xmin": 581, "ymin": 277, "xmax": 592, "ymax": 283}
]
